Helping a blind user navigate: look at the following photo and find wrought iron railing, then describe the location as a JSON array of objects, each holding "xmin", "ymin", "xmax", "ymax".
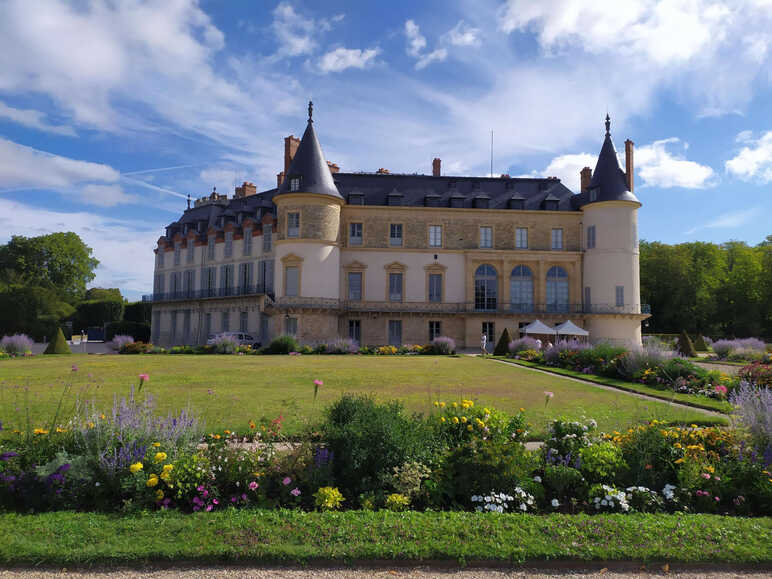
[{"xmin": 142, "ymin": 284, "xmax": 267, "ymax": 303}]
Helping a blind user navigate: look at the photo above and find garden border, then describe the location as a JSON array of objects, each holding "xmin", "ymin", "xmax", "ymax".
[{"xmin": 490, "ymin": 357, "xmax": 729, "ymax": 418}]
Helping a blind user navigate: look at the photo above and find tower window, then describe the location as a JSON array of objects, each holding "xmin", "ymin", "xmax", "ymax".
[
  {"xmin": 587, "ymin": 225, "xmax": 596, "ymax": 249},
  {"xmin": 616, "ymin": 285, "xmax": 624, "ymax": 307},
  {"xmin": 429, "ymin": 225, "xmax": 442, "ymax": 248},
  {"xmin": 287, "ymin": 213, "xmax": 300, "ymax": 238},
  {"xmin": 479, "ymin": 226, "xmax": 493, "ymax": 248},
  {"xmin": 289, "ymin": 177, "xmax": 301, "ymax": 192},
  {"xmin": 516, "ymin": 227, "xmax": 528, "ymax": 249}
]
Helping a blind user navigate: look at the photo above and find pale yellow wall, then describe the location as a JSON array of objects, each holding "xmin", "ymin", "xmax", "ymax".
[
  {"xmin": 585, "ymin": 317, "xmax": 643, "ymax": 347},
  {"xmin": 275, "ymin": 242, "xmax": 341, "ymax": 299}
]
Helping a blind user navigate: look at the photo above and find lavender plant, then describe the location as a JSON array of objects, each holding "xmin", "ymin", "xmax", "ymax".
[
  {"xmin": 713, "ymin": 338, "xmax": 766, "ymax": 360},
  {"xmin": 543, "ymin": 339, "xmax": 590, "ymax": 365},
  {"xmin": 508, "ymin": 336, "xmax": 540, "ymax": 355},
  {"xmin": 213, "ymin": 335, "xmax": 238, "ymax": 354},
  {"xmin": 617, "ymin": 343, "xmax": 676, "ymax": 380},
  {"xmin": 729, "ymin": 381, "xmax": 772, "ymax": 453},
  {"xmin": 0, "ymin": 334, "xmax": 34, "ymax": 355},
  {"xmin": 325, "ymin": 337, "xmax": 359, "ymax": 354},
  {"xmin": 430, "ymin": 336, "xmax": 456, "ymax": 355},
  {"xmin": 108, "ymin": 335, "xmax": 134, "ymax": 352}
]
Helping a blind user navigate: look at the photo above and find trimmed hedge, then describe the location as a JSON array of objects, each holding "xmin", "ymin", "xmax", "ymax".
[{"xmin": 43, "ymin": 327, "xmax": 71, "ymax": 354}]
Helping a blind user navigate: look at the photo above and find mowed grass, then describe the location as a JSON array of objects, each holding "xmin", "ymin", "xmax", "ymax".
[{"xmin": 0, "ymin": 355, "xmax": 723, "ymax": 437}]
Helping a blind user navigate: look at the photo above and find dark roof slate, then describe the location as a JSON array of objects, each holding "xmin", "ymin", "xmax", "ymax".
[{"xmin": 276, "ymin": 118, "xmax": 342, "ymax": 200}]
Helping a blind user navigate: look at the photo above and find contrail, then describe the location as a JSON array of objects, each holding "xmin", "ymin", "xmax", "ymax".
[
  {"xmin": 121, "ymin": 176, "xmax": 188, "ymax": 199},
  {"xmin": 122, "ymin": 164, "xmax": 195, "ymax": 176}
]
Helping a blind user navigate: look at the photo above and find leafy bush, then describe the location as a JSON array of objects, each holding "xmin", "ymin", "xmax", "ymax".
[
  {"xmin": 212, "ymin": 335, "xmax": 238, "ymax": 354},
  {"xmin": 108, "ymin": 335, "xmax": 134, "ymax": 352},
  {"xmin": 493, "ymin": 328, "xmax": 512, "ymax": 356},
  {"xmin": 737, "ymin": 362, "xmax": 772, "ymax": 388},
  {"xmin": 263, "ymin": 335, "xmax": 299, "ymax": 355},
  {"xmin": 434, "ymin": 399, "xmax": 528, "ymax": 445},
  {"xmin": 508, "ymin": 336, "xmax": 539, "ymax": 355},
  {"xmin": 385, "ymin": 492, "xmax": 410, "ymax": 511},
  {"xmin": 543, "ymin": 465, "xmax": 586, "ymax": 504},
  {"xmin": 676, "ymin": 330, "xmax": 697, "ymax": 358},
  {"xmin": 105, "ymin": 321, "xmax": 151, "ymax": 343},
  {"xmin": 517, "ymin": 349, "xmax": 544, "ymax": 363},
  {"xmin": 544, "ymin": 418, "xmax": 596, "ymax": 461},
  {"xmin": 313, "ymin": 486, "xmax": 344, "ymax": 511},
  {"xmin": 0, "ymin": 334, "xmax": 33, "ymax": 355},
  {"xmin": 730, "ymin": 382, "xmax": 772, "ymax": 453},
  {"xmin": 429, "ymin": 336, "xmax": 456, "ymax": 355},
  {"xmin": 120, "ymin": 341, "xmax": 153, "ymax": 354},
  {"xmin": 321, "ymin": 395, "xmax": 436, "ymax": 504},
  {"xmin": 43, "ymin": 328, "xmax": 71, "ymax": 355},
  {"xmin": 579, "ymin": 442, "xmax": 626, "ymax": 484}
]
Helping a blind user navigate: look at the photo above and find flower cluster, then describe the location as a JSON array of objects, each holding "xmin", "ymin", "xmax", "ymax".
[
  {"xmin": 590, "ymin": 484, "xmax": 630, "ymax": 512},
  {"xmin": 434, "ymin": 399, "xmax": 528, "ymax": 444}
]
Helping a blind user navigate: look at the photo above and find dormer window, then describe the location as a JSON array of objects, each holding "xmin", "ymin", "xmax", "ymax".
[
  {"xmin": 590, "ymin": 189, "xmax": 598, "ymax": 202},
  {"xmin": 289, "ymin": 177, "xmax": 301, "ymax": 192}
]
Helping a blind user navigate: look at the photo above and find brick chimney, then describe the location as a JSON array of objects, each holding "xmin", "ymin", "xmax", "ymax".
[
  {"xmin": 376, "ymin": 168, "xmax": 390, "ymax": 174},
  {"xmin": 432, "ymin": 158, "xmax": 441, "ymax": 177},
  {"xmin": 327, "ymin": 161, "xmax": 340, "ymax": 174},
  {"xmin": 284, "ymin": 135, "xmax": 300, "ymax": 175},
  {"xmin": 624, "ymin": 139, "xmax": 634, "ymax": 193},
  {"xmin": 277, "ymin": 171, "xmax": 285, "ymax": 187},
  {"xmin": 580, "ymin": 167, "xmax": 592, "ymax": 193},
  {"xmin": 235, "ymin": 181, "xmax": 257, "ymax": 198}
]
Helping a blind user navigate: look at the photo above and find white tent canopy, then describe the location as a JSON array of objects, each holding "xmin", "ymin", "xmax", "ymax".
[
  {"xmin": 555, "ymin": 320, "xmax": 590, "ymax": 337},
  {"xmin": 521, "ymin": 320, "xmax": 557, "ymax": 335}
]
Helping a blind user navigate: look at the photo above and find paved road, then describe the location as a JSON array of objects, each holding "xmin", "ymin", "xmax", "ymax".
[{"xmin": 1, "ymin": 566, "xmax": 769, "ymax": 578}]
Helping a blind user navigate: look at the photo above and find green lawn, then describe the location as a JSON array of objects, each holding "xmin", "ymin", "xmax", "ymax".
[
  {"xmin": 0, "ymin": 511, "xmax": 769, "ymax": 565},
  {"xmin": 0, "ymin": 355, "xmax": 724, "ymax": 437}
]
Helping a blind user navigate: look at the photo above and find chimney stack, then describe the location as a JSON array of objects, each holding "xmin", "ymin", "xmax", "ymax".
[
  {"xmin": 624, "ymin": 139, "xmax": 634, "ymax": 193},
  {"xmin": 432, "ymin": 158, "xmax": 441, "ymax": 177},
  {"xmin": 235, "ymin": 181, "xmax": 257, "ymax": 198},
  {"xmin": 277, "ymin": 171, "xmax": 285, "ymax": 187},
  {"xmin": 327, "ymin": 161, "xmax": 340, "ymax": 174},
  {"xmin": 284, "ymin": 135, "xmax": 300, "ymax": 175},
  {"xmin": 580, "ymin": 167, "xmax": 592, "ymax": 193},
  {"xmin": 376, "ymin": 168, "xmax": 390, "ymax": 174}
]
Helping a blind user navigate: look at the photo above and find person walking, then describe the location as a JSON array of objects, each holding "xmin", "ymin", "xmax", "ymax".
[{"xmin": 481, "ymin": 333, "xmax": 487, "ymax": 355}]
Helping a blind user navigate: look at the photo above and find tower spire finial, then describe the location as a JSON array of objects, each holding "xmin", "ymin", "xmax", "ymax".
[
  {"xmin": 308, "ymin": 100, "xmax": 313, "ymax": 123},
  {"xmin": 605, "ymin": 113, "xmax": 611, "ymax": 136}
]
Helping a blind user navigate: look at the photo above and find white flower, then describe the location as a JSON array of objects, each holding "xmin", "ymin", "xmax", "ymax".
[
  {"xmin": 475, "ymin": 506, "xmax": 482, "ymax": 512},
  {"xmin": 533, "ymin": 476, "xmax": 542, "ymax": 483},
  {"xmin": 551, "ymin": 498, "xmax": 560, "ymax": 507},
  {"xmin": 520, "ymin": 503, "xmax": 527, "ymax": 511},
  {"xmin": 601, "ymin": 499, "xmax": 608, "ymax": 506}
]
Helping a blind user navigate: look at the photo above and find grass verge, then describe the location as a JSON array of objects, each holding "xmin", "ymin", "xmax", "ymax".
[
  {"xmin": 0, "ymin": 511, "xmax": 769, "ymax": 566},
  {"xmin": 493, "ymin": 357, "xmax": 732, "ymax": 416}
]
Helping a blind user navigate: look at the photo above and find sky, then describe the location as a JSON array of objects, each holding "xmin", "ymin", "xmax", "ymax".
[{"xmin": 0, "ymin": 0, "xmax": 771, "ymax": 301}]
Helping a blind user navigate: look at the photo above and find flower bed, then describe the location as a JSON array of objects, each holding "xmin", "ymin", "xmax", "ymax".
[{"xmin": 1, "ymin": 377, "xmax": 770, "ymax": 517}]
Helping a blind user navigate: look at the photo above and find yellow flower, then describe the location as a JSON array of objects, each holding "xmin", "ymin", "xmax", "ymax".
[
  {"xmin": 674, "ymin": 458, "xmax": 685, "ymax": 464},
  {"xmin": 439, "ymin": 402, "xmax": 445, "ymax": 408},
  {"xmin": 130, "ymin": 462, "xmax": 143, "ymax": 473},
  {"xmin": 155, "ymin": 489, "xmax": 164, "ymax": 500},
  {"xmin": 152, "ymin": 442, "xmax": 161, "ymax": 448},
  {"xmin": 154, "ymin": 452, "xmax": 168, "ymax": 463},
  {"xmin": 100, "ymin": 413, "xmax": 106, "ymax": 420},
  {"xmin": 87, "ymin": 421, "xmax": 95, "ymax": 429},
  {"xmin": 162, "ymin": 464, "xmax": 173, "ymax": 472},
  {"xmin": 440, "ymin": 417, "xmax": 446, "ymax": 423},
  {"xmin": 467, "ymin": 424, "xmax": 474, "ymax": 431},
  {"xmin": 705, "ymin": 465, "xmax": 715, "ymax": 473},
  {"xmin": 452, "ymin": 402, "xmax": 458, "ymax": 408},
  {"xmin": 146, "ymin": 475, "xmax": 159, "ymax": 487},
  {"xmin": 224, "ymin": 430, "xmax": 231, "ymax": 435},
  {"xmin": 460, "ymin": 416, "xmax": 467, "ymax": 423},
  {"xmin": 674, "ymin": 443, "xmax": 682, "ymax": 449},
  {"xmin": 452, "ymin": 417, "xmax": 459, "ymax": 424},
  {"xmin": 33, "ymin": 428, "xmax": 49, "ymax": 435},
  {"xmin": 55, "ymin": 427, "xmax": 67, "ymax": 433},
  {"xmin": 519, "ymin": 407, "xmax": 525, "ymax": 412},
  {"xmin": 433, "ymin": 401, "xmax": 439, "ymax": 407}
]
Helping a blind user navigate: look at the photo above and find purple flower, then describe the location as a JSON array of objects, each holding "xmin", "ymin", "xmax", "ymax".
[
  {"xmin": 291, "ymin": 487, "xmax": 301, "ymax": 497},
  {"xmin": 282, "ymin": 476, "xmax": 292, "ymax": 486},
  {"xmin": 0, "ymin": 452, "xmax": 18, "ymax": 461},
  {"xmin": 206, "ymin": 504, "xmax": 213, "ymax": 512}
]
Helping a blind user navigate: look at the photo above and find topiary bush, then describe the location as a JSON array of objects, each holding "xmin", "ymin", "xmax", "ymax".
[
  {"xmin": 694, "ymin": 334, "xmax": 709, "ymax": 352},
  {"xmin": 676, "ymin": 329, "xmax": 697, "ymax": 358},
  {"xmin": 493, "ymin": 328, "xmax": 512, "ymax": 356},
  {"xmin": 263, "ymin": 335, "xmax": 299, "ymax": 354},
  {"xmin": 43, "ymin": 327, "xmax": 71, "ymax": 355}
]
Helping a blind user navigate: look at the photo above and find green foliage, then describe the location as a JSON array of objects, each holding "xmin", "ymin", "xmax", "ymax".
[
  {"xmin": 694, "ymin": 334, "xmax": 709, "ymax": 352},
  {"xmin": 73, "ymin": 299, "xmax": 124, "ymax": 332},
  {"xmin": 43, "ymin": 328, "xmax": 71, "ymax": 355},
  {"xmin": 263, "ymin": 335, "xmax": 299, "ymax": 354},
  {"xmin": 321, "ymin": 395, "xmax": 435, "ymax": 504},
  {"xmin": 124, "ymin": 302, "xmax": 152, "ymax": 324},
  {"xmin": 676, "ymin": 330, "xmax": 697, "ymax": 358},
  {"xmin": 119, "ymin": 341, "xmax": 153, "ymax": 354},
  {"xmin": 579, "ymin": 442, "xmax": 626, "ymax": 484},
  {"xmin": 493, "ymin": 327, "xmax": 512, "ymax": 356},
  {"xmin": 385, "ymin": 493, "xmax": 410, "ymax": 511},
  {"xmin": 106, "ymin": 321, "xmax": 151, "ymax": 342},
  {"xmin": 313, "ymin": 486, "xmax": 345, "ymax": 511},
  {"xmin": 84, "ymin": 288, "xmax": 122, "ymax": 301},
  {"xmin": 543, "ymin": 465, "xmax": 586, "ymax": 502},
  {"xmin": 391, "ymin": 461, "xmax": 431, "ymax": 499},
  {"xmin": 0, "ymin": 285, "xmax": 75, "ymax": 339}
]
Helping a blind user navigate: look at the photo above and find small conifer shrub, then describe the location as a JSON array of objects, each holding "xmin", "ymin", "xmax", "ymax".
[
  {"xmin": 493, "ymin": 328, "xmax": 512, "ymax": 356},
  {"xmin": 676, "ymin": 329, "xmax": 697, "ymax": 358},
  {"xmin": 44, "ymin": 327, "xmax": 71, "ymax": 355}
]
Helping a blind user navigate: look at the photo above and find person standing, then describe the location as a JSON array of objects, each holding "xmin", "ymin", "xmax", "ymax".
[
  {"xmin": 481, "ymin": 333, "xmax": 487, "ymax": 355},
  {"xmin": 536, "ymin": 338, "xmax": 542, "ymax": 350}
]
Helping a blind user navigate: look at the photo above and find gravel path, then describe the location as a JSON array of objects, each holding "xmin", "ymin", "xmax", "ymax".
[
  {"xmin": 692, "ymin": 361, "xmax": 741, "ymax": 376},
  {"xmin": 1, "ymin": 566, "xmax": 770, "ymax": 578},
  {"xmin": 489, "ymin": 358, "xmax": 725, "ymax": 419}
]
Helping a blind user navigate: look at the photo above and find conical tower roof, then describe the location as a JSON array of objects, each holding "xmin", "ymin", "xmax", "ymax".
[
  {"xmin": 584, "ymin": 115, "xmax": 639, "ymax": 205},
  {"xmin": 276, "ymin": 101, "xmax": 342, "ymax": 200}
]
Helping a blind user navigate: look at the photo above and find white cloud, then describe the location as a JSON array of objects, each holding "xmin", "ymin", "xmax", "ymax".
[
  {"xmin": 318, "ymin": 47, "xmax": 379, "ymax": 73},
  {"xmin": 445, "ymin": 20, "xmax": 481, "ymax": 47},
  {"xmin": 405, "ymin": 19, "xmax": 447, "ymax": 69},
  {"xmin": 80, "ymin": 184, "xmax": 137, "ymax": 207},
  {"xmin": 271, "ymin": 2, "xmax": 317, "ymax": 58},
  {"xmin": 735, "ymin": 130, "xmax": 754, "ymax": 143},
  {"xmin": 0, "ymin": 197, "xmax": 162, "ymax": 297},
  {"xmin": 0, "ymin": 137, "xmax": 119, "ymax": 191},
  {"xmin": 0, "ymin": 101, "xmax": 76, "ymax": 136},
  {"xmin": 685, "ymin": 207, "xmax": 758, "ymax": 234},
  {"xmin": 635, "ymin": 138, "xmax": 715, "ymax": 188},
  {"xmin": 530, "ymin": 153, "xmax": 596, "ymax": 192},
  {"xmin": 725, "ymin": 131, "xmax": 772, "ymax": 182}
]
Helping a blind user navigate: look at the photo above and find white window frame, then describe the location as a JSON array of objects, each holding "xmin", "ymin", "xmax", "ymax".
[
  {"xmin": 587, "ymin": 225, "xmax": 596, "ymax": 249},
  {"xmin": 479, "ymin": 226, "xmax": 493, "ymax": 249},
  {"xmin": 347, "ymin": 271, "xmax": 362, "ymax": 300},
  {"xmin": 263, "ymin": 224, "xmax": 272, "ymax": 252},
  {"xmin": 389, "ymin": 223, "xmax": 403, "ymax": 247},
  {"xmin": 428, "ymin": 273, "xmax": 442, "ymax": 303},
  {"xmin": 285, "ymin": 265, "xmax": 299, "ymax": 297},
  {"xmin": 551, "ymin": 228, "xmax": 563, "ymax": 250},
  {"xmin": 515, "ymin": 228, "xmax": 528, "ymax": 249},
  {"xmin": 429, "ymin": 320, "xmax": 441, "ymax": 341},
  {"xmin": 429, "ymin": 225, "xmax": 443, "ymax": 248},
  {"xmin": 174, "ymin": 242, "xmax": 181, "ymax": 265},
  {"xmin": 349, "ymin": 222, "xmax": 363, "ymax": 246},
  {"xmin": 287, "ymin": 213, "xmax": 300, "ymax": 238},
  {"xmin": 225, "ymin": 231, "xmax": 233, "ymax": 257},
  {"xmin": 285, "ymin": 317, "xmax": 298, "ymax": 336},
  {"xmin": 389, "ymin": 272, "xmax": 403, "ymax": 302},
  {"xmin": 207, "ymin": 237, "xmax": 216, "ymax": 260},
  {"xmin": 289, "ymin": 177, "xmax": 301, "ymax": 192},
  {"xmin": 243, "ymin": 228, "xmax": 252, "ymax": 256}
]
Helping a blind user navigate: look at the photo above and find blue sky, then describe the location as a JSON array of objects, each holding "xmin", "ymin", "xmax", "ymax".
[{"xmin": 0, "ymin": 0, "xmax": 770, "ymax": 300}]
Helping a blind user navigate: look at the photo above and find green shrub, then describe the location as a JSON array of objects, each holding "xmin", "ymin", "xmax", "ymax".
[
  {"xmin": 264, "ymin": 335, "xmax": 299, "ymax": 354},
  {"xmin": 543, "ymin": 465, "xmax": 586, "ymax": 503},
  {"xmin": 321, "ymin": 395, "xmax": 436, "ymax": 505},
  {"xmin": 579, "ymin": 442, "xmax": 626, "ymax": 484},
  {"xmin": 385, "ymin": 493, "xmax": 410, "ymax": 511},
  {"xmin": 43, "ymin": 327, "xmax": 71, "ymax": 354},
  {"xmin": 105, "ymin": 321, "xmax": 150, "ymax": 342},
  {"xmin": 120, "ymin": 341, "xmax": 153, "ymax": 354},
  {"xmin": 694, "ymin": 334, "xmax": 709, "ymax": 352},
  {"xmin": 493, "ymin": 328, "xmax": 512, "ymax": 356},
  {"xmin": 313, "ymin": 486, "xmax": 344, "ymax": 511},
  {"xmin": 676, "ymin": 330, "xmax": 697, "ymax": 358}
]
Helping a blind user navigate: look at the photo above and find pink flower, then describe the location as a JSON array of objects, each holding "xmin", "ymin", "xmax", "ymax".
[
  {"xmin": 282, "ymin": 476, "xmax": 292, "ymax": 486},
  {"xmin": 248, "ymin": 481, "xmax": 258, "ymax": 491},
  {"xmin": 701, "ymin": 473, "xmax": 711, "ymax": 479},
  {"xmin": 715, "ymin": 384, "xmax": 728, "ymax": 395},
  {"xmin": 212, "ymin": 498, "xmax": 219, "ymax": 505},
  {"xmin": 71, "ymin": 364, "xmax": 78, "ymax": 372},
  {"xmin": 544, "ymin": 391, "xmax": 554, "ymax": 398},
  {"xmin": 715, "ymin": 496, "xmax": 720, "ymax": 502},
  {"xmin": 205, "ymin": 504, "xmax": 213, "ymax": 512},
  {"xmin": 314, "ymin": 379, "xmax": 323, "ymax": 387},
  {"xmin": 139, "ymin": 373, "xmax": 149, "ymax": 382},
  {"xmin": 291, "ymin": 487, "xmax": 301, "ymax": 497}
]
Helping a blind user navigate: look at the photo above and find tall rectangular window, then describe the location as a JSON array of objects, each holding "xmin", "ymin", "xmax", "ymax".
[
  {"xmin": 390, "ymin": 224, "xmax": 403, "ymax": 246},
  {"xmin": 429, "ymin": 320, "xmax": 441, "ymax": 341},
  {"xmin": 479, "ymin": 226, "xmax": 493, "ymax": 248},
  {"xmin": 170, "ymin": 311, "xmax": 177, "ymax": 343},
  {"xmin": 263, "ymin": 224, "xmax": 272, "ymax": 252},
  {"xmin": 287, "ymin": 212, "xmax": 300, "ymax": 238},
  {"xmin": 348, "ymin": 320, "xmax": 361, "ymax": 344},
  {"xmin": 587, "ymin": 225, "xmax": 596, "ymax": 249},
  {"xmin": 204, "ymin": 313, "xmax": 211, "ymax": 340},
  {"xmin": 285, "ymin": 317, "xmax": 297, "ymax": 336},
  {"xmin": 516, "ymin": 228, "xmax": 528, "ymax": 249},
  {"xmin": 221, "ymin": 311, "xmax": 229, "ymax": 332},
  {"xmin": 183, "ymin": 270, "xmax": 195, "ymax": 297},
  {"xmin": 259, "ymin": 259, "xmax": 274, "ymax": 292},
  {"xmin": 289, "ymin": 177, "xmax": 301, "ymax": 192},
  {"xmin": 183, "ymin": 310, "xmax": 191, "ymax": 344},
  {"xmin": 584, "ymin": 287, "xmax": 591, "ymax": 312},
  {"xmin": 388, "ymin": 320, "xmax": 402, "ymax": 347},
  {"xmin": 349, "ymin": 222, "xmax": 363, "ymax": 246},
  {"xmin": 551, "ymin": 228, "xmax": 563, "ymax": 250},
  {"xmin": 243, "ymin": 228, "xmax": 252, "ymax": 255},
  {"xmin": 348, "ymin": 272, "xmax": 362, "ymax": 300},
  {"xmin": 429, "ymin": 225, "xmax": 442, "ymax": 247},
  {"xmin": 207, "ymin": 237, "xmax": 215, "ymax": 260},
  {"xmin": 154, "ymin": 273, "xmax": 165, "ymax": 295},
  {"xmin": 187, "ymin": 241, "xmax": 195, "ymax": 263},
  {"xmin": 224, "ymin": 231, "xmax": 233, "ymax": 257},
  {"xmin": 285, "ymin": 266, "xmax": 299, "ymax": 297},
  {"xmin": 174, "ymin": 242, "xmax": 181, "ymax": 265},
  {"xmin": 157, "ymin": 249, "xmax": 165, "ymax": 267},
  {"xmin": 616, "ymin": 285, "xmax": 624, "ymax": 307},
  {"xmin": 389, "ymin": 272, "xmax": 403, "ymax": 302},
  {"xmin": 239, "ymin": 311, "xmax": 248, "ymax": 333},
  {"xmin": 428, "ymin": 273, "xmax": 442, "ymax": 302}
]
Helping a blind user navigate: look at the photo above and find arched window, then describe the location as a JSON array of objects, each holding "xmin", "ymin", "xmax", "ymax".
[
  {"xmin": 546, "ymin": 266, "xmax": 569, "ymax": 313},
  {"xmin": 510, "ymin": 265, "xmax": 534, "ymax": 313},
  {"xmin": 474, "ymin": 264, "xmax": 497, "ymax": 311}
]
